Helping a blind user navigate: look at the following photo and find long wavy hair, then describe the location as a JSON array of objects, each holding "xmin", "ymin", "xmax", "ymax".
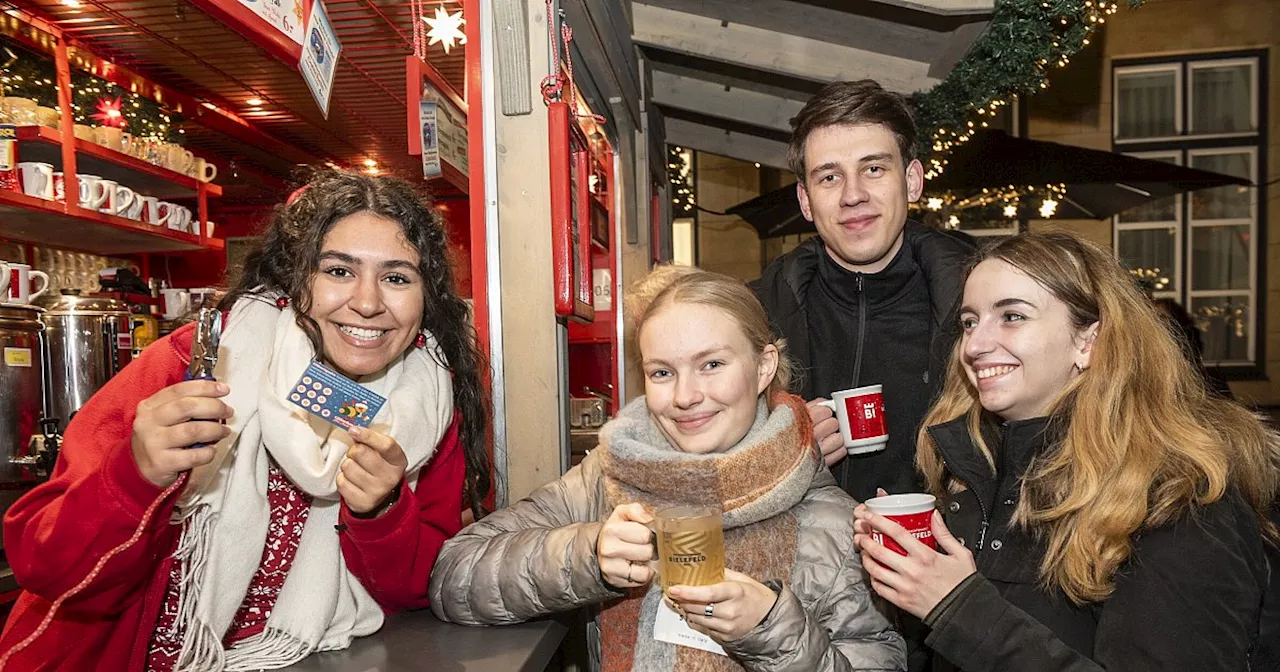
[
  {"xmin": 219, "ymin": 168, "xmax": 491, "ymax": 517},
  {"xmin": 626, "ymin": 265, "xmax": 795, "ymax": 402},
  {"xmin": 917, "ymin": 232, "xmax": 1280, "ymax": 604}
]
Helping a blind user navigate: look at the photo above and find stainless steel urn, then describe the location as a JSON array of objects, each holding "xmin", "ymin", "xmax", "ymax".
[
  {"xmin": 0, "ymin": 304, "xmax": 46, "ymax": 480},
  {"xmin": 35, "ymin": 290, "xmax": 133, "ymax": 433}
]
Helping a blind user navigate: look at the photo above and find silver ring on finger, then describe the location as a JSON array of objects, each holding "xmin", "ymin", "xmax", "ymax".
[{"xmin": 704, "ymin": 603, "xmax": 714, "ymax": 618}]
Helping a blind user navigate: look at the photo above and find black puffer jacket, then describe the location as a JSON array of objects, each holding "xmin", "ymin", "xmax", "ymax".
[{"xmin": 924, "ymin": 416, "xmax": 1273, "ymax": 671}]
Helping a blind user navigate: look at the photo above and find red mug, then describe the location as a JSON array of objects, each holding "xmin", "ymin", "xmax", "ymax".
[
  {"xmin": 865, "ymin": 493, "xmax": 937, "ymax": 555},
  {"xmin": 817, "ymin": 384, "xmax": 888, "ymax": 454}
]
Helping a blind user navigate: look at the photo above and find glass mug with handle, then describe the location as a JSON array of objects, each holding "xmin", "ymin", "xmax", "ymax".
[
  {"xmin": 654, "ymin": 505, "xmax": 725, "ymax": 593},
  {"xmin": 816, "ymin": 384, "xmax": 889, "ymax": 455}
]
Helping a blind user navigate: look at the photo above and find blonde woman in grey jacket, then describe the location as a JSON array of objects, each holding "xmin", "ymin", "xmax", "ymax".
[{"xmin": 429, "ymin": 267, "xmax": 906, "ymax": 672}]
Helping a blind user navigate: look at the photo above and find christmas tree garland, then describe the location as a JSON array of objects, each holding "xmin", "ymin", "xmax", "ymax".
[
  {"xmin": 0, "ymin": 36, "xmax": 182, "ymax": 143},
  {"xmin": 910, "ymin": 0, "xmax": 1145, "ymax": 178}
]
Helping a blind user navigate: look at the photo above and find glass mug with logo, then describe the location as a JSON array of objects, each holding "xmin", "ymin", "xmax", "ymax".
[{"xmin": 654, "ymin": 505, "xmax": 724, "ymax": 593}]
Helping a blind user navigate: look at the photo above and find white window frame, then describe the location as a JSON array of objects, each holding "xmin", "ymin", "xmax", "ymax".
[
  {"xmin": 1113, "ymin": 63, "xmax": 1183, "ymax": 144},
  {"xmin": 1114, "ymin": 151, "xmax": 1182, "ymax": 299},
  {"xmin": 1186, "ymin": 146, "xmax": 1258, "ymax": 365},
  {"xmin": 1187, "ymin": 58, "xmax": 1259, "ymax": 140}
]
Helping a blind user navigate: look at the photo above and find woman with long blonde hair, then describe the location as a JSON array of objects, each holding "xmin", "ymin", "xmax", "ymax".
[{"xmin": 853, "ymin": 232, "xmax": 1279, "ymax": 671}]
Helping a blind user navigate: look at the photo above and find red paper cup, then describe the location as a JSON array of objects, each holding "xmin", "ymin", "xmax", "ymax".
[{"xmin": 864, "ymin": 493, "xmax": 937, "ymax": 555}]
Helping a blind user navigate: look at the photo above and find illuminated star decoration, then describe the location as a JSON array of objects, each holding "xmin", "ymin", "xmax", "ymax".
[
  {"xmin": 92, "ymin": 96, "xmax": 127, "ymax": 128},
  {"xmin": 422, "ymin": 7, "xmax": 466, "ymax": 54}
]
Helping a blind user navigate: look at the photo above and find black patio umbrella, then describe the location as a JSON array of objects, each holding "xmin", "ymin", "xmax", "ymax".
[{"xmin": 729, "ymin": 129, "xmax": 1253, "ymax": 238}]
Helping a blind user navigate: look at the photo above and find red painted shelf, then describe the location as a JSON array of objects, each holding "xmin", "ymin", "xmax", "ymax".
[
  {"xmin": 0, "ymin": 189, "xmax": 222, "ymax": 255},
  {"xmin": 16, "ymin": 126, "xmax": 223, "ymax": 200}
]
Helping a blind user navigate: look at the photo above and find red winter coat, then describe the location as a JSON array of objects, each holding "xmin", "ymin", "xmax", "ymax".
[{"xmin": 0, "ymin": 322, "xmax": 465, "ymax": 671}]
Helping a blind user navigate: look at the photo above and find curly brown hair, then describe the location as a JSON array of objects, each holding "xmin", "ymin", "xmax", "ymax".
[{"xmin": 220, "ymin": 168, "xmax": 491, "ymax": 517}]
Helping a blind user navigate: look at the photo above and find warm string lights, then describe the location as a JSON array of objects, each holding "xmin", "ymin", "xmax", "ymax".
[
  {"xmin": 1129, "ymin": 267, "xmax": 1171, "ymax": 293},
  {"xmin": 0, "ymin": 41, "xmax": 182, "ymax": 143},
  {"xmin": 912, "ymin": 0, "xmax": 1140, "ymax": 179},
  {"xmin": 914, "ymin": 183, "xmax": 1069, "ymax": 227},
  {"xmin": 668, "ymin": 145, "xmax": 695, "ymax": 216}
]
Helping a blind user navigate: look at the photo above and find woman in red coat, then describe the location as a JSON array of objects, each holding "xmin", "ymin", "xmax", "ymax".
[{"xmin": 0, "ymin": 169, "xmax": 490, "ymax": 671}]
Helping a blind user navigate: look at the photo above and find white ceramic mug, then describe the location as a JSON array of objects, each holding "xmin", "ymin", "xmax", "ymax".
[
  {"xmin": 193, "ymin": 157, "xmax": 218, "ymax": 183},
  {"xmin": 165, "ymin": 145, "xmax": 194, "ymax": 174},
  {"xmin": 816, "ymin": 384, "xmax": 889, "ymax": 454},
  {"xmin": 4, "ymin": 263, "xmax": 49, "ymax": 305},
  {"xmin": 138, "ymin": 195, "xmax": 161, "ymax": 224},
  {"xmin": 77, "ymin": 174, "xmax": 109, "ymax": 210},
  {"xmin": 160, "ymin": 288, "xmax": 191, "ymax": 320},
  {"xmin": 97, "ymin": 178, "xmax": 121, "ymax": 214},
  {"xmin": 93, "ymin": 126, "xmax": 132, "ymax": 153},
  {"xmin": 155, "ymin": 201, "xmax": 177, "ymax": 228},
  {"xmin": 113, "ymin": 185, "xmax": 137, "ymax": 217},
  {"xmin": 18, "ymin": 162, "xmax": 54, "ymax": 200},
  {"xmin": 73, "ymin": 124, "xmax": 94, "ymax": 141},
  {"xmin": 123, "ymin": 192, "xmax": 144, "ymax": 220},
  {"xmin": 205, "ymin": 220, "xmax": 217, "ymax": 237},
  {"xmin": 167, "ymin": 205, "xmax": 192, "ymax": 233}
]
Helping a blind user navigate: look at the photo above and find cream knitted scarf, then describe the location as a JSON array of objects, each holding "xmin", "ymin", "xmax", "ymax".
[{"xmin": 169, "ymin": 295, "xmax": 454, "ymax": 671}]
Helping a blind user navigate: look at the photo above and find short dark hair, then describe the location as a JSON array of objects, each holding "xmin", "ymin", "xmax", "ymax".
[{"xmin": 787, "ymin": 80, "xmax": 918, "ymax": 180}]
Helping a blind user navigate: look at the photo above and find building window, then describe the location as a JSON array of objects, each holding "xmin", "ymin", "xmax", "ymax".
[
  {"xmin": 1113, "ymin": 52, "xmax": 1266, "ymax": 370},
  {"xmin": 1115, "ymin": 65, "xmax": 1180, "ymax": 141}
]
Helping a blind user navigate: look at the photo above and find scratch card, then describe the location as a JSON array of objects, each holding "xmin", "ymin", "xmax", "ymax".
[{"xmin": 288, "ymin": 361, "xmax": 386, "ymax": 429}]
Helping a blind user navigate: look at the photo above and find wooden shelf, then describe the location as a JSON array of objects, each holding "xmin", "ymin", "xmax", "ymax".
[
  {"xmin": 16, "ymin": 126, "xmax": 223, "ymax": 200},
  {"xmin": 0, "ymin": 189, "xmax": 222, "ymax": 255}
]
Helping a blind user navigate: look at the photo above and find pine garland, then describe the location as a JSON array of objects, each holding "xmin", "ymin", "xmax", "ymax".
[
  {"xmin": 910, "ymin": 0, "xmax": 1145, "ymax": 177},
  {"xmin": 0, "ymin": 36, "xmax": 183, "ymax": 143}
]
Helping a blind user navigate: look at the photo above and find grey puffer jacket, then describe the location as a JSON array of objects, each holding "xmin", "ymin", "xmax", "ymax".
[{"xmin": 428, "ymin": 449, "xmax": 906, "ymax": 671}]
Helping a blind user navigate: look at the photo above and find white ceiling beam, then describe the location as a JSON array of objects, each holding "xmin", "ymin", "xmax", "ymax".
[
  {"xmin": 633, "ymin": 2, "xmax": 941, "ymax": 94},
  {"xmin": 650, "ymin": 70, "xmax": 804, "ymax": 134},
  {"xmin": 868, "ymin": 0, "xmax": 994, "ymax": 15},
  {"xmin": 665, "ymin": 118, "xmax": 790, "ymax": 170}
]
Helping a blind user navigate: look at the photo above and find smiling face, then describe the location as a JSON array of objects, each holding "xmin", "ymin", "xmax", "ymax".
[
  {"xmin": 796, "ymin": 123, "xmax": 924, "ymax": 274},
  {"xmin": 639, "ymin": 302, "xmax": 778, "ymax": 454},
  {"xmin": 306, "ymin": 211, "xmax": 425, "ymax": 379},
  {"xmin": 959, "ymin": 259, "xmax": 1097, "ymax": 421}
]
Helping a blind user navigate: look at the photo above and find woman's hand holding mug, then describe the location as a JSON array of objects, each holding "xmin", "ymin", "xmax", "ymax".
[
  {"xmin": 131, "ymin": 380, "xmax": 234, "ymax": 488},
  {"xmin": 669, "ymin": 568, "xmax": 779, "ymax": 643},
  {"xmin": 598, "ymin": 503, "xmax": 657, "ymax": 589},
  {"xmin": 853, "ymin": 503, "xmax": 977, "ymax": 619},
  {"xmin": 806, "ymin": 397, "xmax": 845, "ymax": 466},
  {"xmin": 339, "ymin": 425, "xmax": 408, "ymax": 515}
]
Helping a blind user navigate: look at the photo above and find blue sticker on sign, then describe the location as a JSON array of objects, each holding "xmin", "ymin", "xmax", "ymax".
[{"xmin": 289, "ymin": 360, "xmax": 386, "ymax": 429}]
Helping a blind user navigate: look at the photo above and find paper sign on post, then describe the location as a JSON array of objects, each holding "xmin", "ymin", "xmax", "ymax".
[
  {"xmin": 299, "ymin": 0, "xmax": 340, "ymax": 117},
  {"xmin": 653, "ymin": 599, "xmax": 727, "ymax": 656},
  {"xmin": 419, "ymin": 85, "xmax": 468, "ymax": 179},
  {"xmin": 237, "ymin": 0, "xmax": 307, "ymax": 45}
]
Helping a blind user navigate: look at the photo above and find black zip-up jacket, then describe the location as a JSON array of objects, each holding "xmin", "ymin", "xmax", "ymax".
[
  {"xmin": 924, "ymin": 415, "xmax": 1272, "ymax": 671},
  {"xmin": 748, "ymin": 220, "xmax": 975, "ymax": 498}
]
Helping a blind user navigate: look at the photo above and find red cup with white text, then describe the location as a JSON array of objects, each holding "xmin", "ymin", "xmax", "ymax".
[
  {"xmin": 817, "ymin": 384, "xmax": 888, "ymax": 454},
  {"xmin": 864, "ymin": 493, "xmax": 937, "ymax": 555}
]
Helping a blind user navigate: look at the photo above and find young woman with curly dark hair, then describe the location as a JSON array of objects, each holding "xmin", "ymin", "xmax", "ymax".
[{"xmin": 0, "ymin": 168, "xmax": 491, "ymax": 671}]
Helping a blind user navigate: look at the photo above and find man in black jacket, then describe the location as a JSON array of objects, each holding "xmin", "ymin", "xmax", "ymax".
[{"xmin": 749, "ymin": 80, "xmax": 974, "ymax": 503}]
